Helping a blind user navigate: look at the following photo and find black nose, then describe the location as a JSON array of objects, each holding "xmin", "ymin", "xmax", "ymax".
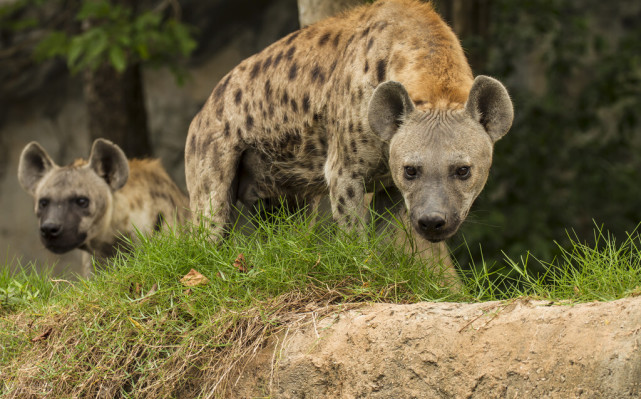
[
  {"xmin": 41, "ymin": 222, "xmax": 62, "ymax": 238},
  {"xmin": 417, "ymin": 213, "xmax": 446, "ymax": 233}
]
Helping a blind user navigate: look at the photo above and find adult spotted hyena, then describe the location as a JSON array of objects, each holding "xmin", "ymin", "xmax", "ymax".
[
  {"xmin": 18, "ymin": 139, "xmax": 189, "ymax": 276},
  {"xmin": 185, "ymin": 0, "xmax": 513, "ymax": 285}
]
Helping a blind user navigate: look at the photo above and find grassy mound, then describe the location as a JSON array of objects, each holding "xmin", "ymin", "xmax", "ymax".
[{"xmin": 1, "ymin": 210, "xmax": 641, "ymax": 398}]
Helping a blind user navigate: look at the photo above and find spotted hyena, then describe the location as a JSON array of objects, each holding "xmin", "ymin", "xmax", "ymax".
[
  {"xmin": 185, "ymin": 0, "xmax": 513, "ymax": 284},
  {"xmin": 18, "ymin": 139, "xmax": 189, "ymax": 276}
]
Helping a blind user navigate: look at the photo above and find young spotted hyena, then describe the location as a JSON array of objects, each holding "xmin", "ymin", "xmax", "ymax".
[
  {"xmin": 18, "ymin": 139, "xmax": 189, "ymax": 276},
  {"xmin": 185, "ymin": 0, "xmax": 513, "ymax": 286}
]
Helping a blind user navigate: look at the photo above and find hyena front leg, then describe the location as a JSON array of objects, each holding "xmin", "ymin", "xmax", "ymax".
[
  {"xmin": 325, "ymin": 145, "xmax": 369, "ymax": 232},
  {"xmin": 185, "ymin": 117, "xmax": 243, "ymax": 240}
]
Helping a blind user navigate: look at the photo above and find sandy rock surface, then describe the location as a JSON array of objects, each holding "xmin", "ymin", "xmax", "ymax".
[{"xmin": 238, "ymin": 297, "xmax": 641, "ymax": 398}]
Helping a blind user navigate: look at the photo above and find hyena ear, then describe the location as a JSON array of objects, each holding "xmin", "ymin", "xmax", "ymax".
[
  {"xmin": 368, "ymin": 81, "xmax": 416, "ymax": 141},
  {"xmin": 88, "ymin": 139, "xmax": 129, "ymax": 191},
  {"xmin": 18, "ymin": 141, "xmax": 57, "ymax": 195},
  {"xmin": 465, "ymin": 75, "xmax": 514, "ymax": 143}
]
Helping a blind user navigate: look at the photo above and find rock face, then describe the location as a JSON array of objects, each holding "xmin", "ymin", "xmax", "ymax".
[{"xmin": 238, "ymin": 298, "xmax": 641, "ymax": 398}]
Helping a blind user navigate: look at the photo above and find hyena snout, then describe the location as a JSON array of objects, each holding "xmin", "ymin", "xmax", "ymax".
[
  {"xmin": 417, "ymin": 212, "xmax": 447, "ymax": 234},
  {"xmin": 40, "ymin": 221, "xmax": 62, "ymax": 238},
  {"xmin": 411, "ymin": 208, "xmax": 461, "ymax": 243}
]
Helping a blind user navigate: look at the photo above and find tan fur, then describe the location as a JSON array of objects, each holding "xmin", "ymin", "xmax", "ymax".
[
  {"xmin": 185, "ymin": 0, "xmax": 513, "ymax": 288},
  {"xmin": 18, "ymin": 140, "xmax": 189, "ymax": 276}
]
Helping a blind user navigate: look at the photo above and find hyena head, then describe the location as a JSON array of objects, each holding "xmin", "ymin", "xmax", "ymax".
[
  {"xmin": 368, "ymin": 76, "xmax": 514, "ymax": 242},
  {"xmin": 17, "ymin": 139, "xmax": 129, "ymax": 254}
]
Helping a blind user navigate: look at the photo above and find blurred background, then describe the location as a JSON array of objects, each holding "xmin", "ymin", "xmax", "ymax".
[{"xmin": 0, "ymin": 0, "xmax": 640, "ymax": 275}]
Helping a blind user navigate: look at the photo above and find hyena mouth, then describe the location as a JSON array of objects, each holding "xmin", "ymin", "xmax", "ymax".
[{"xmin": 42, "ymin": 233, "xmax": 87, "ymax": 254}]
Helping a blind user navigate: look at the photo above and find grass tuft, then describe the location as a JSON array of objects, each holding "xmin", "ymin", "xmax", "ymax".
[{"xmin": 1, "ymin": 213, "xmax": 641, "ymax": 397}]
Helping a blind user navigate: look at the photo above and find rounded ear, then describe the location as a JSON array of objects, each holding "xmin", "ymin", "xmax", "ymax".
[
  {"xmin": 368, "ymin": 81, "xmax": 416, "ymax": 141},
  {"xmin": 465, "ymin": 75, "xmax": 514, "ymax": 143},
  {"xmin": 88, "ymin": 139, "xmax": 129, "ymax": 191},
  {"xmin": 18, "ymin": 142, "xmax": 57, "ymax": 195}
]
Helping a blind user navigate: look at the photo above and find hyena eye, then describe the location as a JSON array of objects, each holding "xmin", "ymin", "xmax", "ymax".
[
  {"xmin": 404, "ymin": 166, "xmax": 418, "ymax": 180},
  {"xmin": 38, "ymin": 199, "xmax": 49, "ymax": 209},
  {"xmin": 456, "ymin": 166, "xmax": 471, "ymax": 180},
  {"xmin": 75, "ymin": 197, "xmax": 90, "ymax": 208}
]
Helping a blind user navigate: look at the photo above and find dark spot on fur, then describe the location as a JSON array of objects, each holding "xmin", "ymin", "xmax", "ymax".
[
  {"xmin": 357, "ymin": 88, "xmax": 363, "ymax": 101},
  {"xmin": 313, "ymin": 113, "xmax": 322, "ymax": 122},
  {"xmin": 376, "ymin": 59, "xmax": 386, "ymax": 83},
  {"xmin": 348, "ymin": 122, "xmax": 354, "ymax": 132},
  {"xmin": 246, "ymin": 115, "xmax": 254, "ymax": 130},
  {"xmin": 367, "ymin": 37, "xmax": 375, "ymax": 51},
  {"xmin": 281, "ymin": 91, "xmax": 289, "ymax": 106},
  {"xmin": 346, "ymin": 33, "xmax": 356, "ymax": 47},
  {"xmin": 338, "ymin": 167, "xmax": 343, "ymax": 176},
  {"xmin": 318, "ymin": 32, "xmax": 331, "ymax": 46},
  {"xmin": 333, "ymin": 32, "xmax": 341, "ymax": 47},
  {"xmin": 234, "ymin": 89, "xmax": 242, "ymax": 105},
  {"xmin": 237, "ymin": 128, "xmax": 242, "ymax": 138},
  {"xmin": 224, "ymin": 122, "xmax": 230, "ymax": 137},
  {"xmin": 264, "ymin": 80, "xmax": 272, "ymax": 100},
  {"xmin": 337, "ymin": 204, "xmax": 344, "ymax": 214},
  {"xmin": 273, "ymin": 51, "xmax": 283, "ymax": 67},
  {"xmin": 361, "ymin": 26, "xmax": 371, "ymax": 38},
  {"xmin": 338, "ymin": 196, "xmax": 345, "ymax": 206},
  {"xmin": 244, "ymin": 102, "xmax": 250, "ymax": 113},
  {"xmin": 285, "ymin": 30, "xmax": 301, "ymax": 45},
  {"xmin": 364, "ymin": 60, "xmax": 369, "ymax": 74},
  {"xmin": 291, "ymin": 98, "xmax": 298, "ymax": 113},
  {"xmin": 216, "ymin": 105, "xmax": 224, "ymax": 119},
  {"xmin": 350, "ymin": 139, "xmax": 357, "ymax": 153},
  {"xmin": 358, "ymin": 158, "xmax": 365, "ymax": 165},
  {"xmin": 262, "ymin": 55, "xmax": 272, "ymax": 72},
  {"xmin": 283, "ymin": 114, "xmax": 289, "ymax": 123},
  {"xmin": 302, "ymin": 94, "xmax": 310, "ymax": 113},
  {"xmin": 285, "ymin": 46, "xmax": 296, "ymax": 61},
  {"xmin": 347, "ymin": 186, "xmax": 355, "ymax": 199},
  {"xmin": 310, "ymin": 65, "xmax": 325, "ymax": 85},
  {"xmin": 250, "ymin": 61, "xmax": 261, "ymax": 79},
  {"xmin": 268, "ymin": 103, "xmax": 275, "ymax": 118},
  {"xmin": 351, "ymin": 171, "xmax": 359, "ymax": 179},
  {"xmin": 213, "ymin": 75, "xmax": 231, "ymax": 99},
  {"xmin": 289, "ymin": 62, "xmax": 298, "ymax": 80}
]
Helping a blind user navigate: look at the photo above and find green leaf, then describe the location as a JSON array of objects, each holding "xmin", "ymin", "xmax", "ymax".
[
  {"xmin": 33, "ymin": 31, "xmax": 69, "ymax": 62},
  {"xmin": 67, "ymin": 36, "xmax": 86, "ymax": 71},
  {"xmin": 109, "ymin": 45, "xmax": 127, "ymax": 73}
]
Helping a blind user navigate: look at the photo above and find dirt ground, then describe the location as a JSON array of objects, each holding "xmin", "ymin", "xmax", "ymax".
[{"xmin": 237, "ymin": 297, "xmax": 641, "ymax": 398}]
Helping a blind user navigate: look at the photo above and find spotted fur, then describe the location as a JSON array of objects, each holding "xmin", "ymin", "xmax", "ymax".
[{"xmin": 185, "ymin": 0, "xmax": 513, "ymax": 268}]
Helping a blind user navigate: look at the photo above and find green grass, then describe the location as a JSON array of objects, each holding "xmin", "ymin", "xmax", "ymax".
[{"xmin": 1, "ymin": 210, "xmax": 641, "ymax": 398}]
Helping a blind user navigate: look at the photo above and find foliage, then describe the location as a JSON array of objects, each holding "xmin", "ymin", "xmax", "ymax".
[
  {"xmin": 2, "ymin": 0, "xmax": 196, "ymax": 82},
  {"xmin": 453, "ymin": 0, "xmax": 641, "ymax": 270}
]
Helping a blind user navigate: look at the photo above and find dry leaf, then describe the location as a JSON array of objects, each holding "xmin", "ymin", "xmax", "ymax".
[
  {"xmin": 233, "ymin": 253, "xmax": 249, "ymax": 273},
  {"xmin": 183, "ymin": 288, "xmax": 192, "ymax": 296},
  {"xmin": 180, "ymin": 269, "xmax": 209, "ymax": 287},
  {"xmin": 31, "ymin": 327, "xmax": 53, "ymax": 342}
]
